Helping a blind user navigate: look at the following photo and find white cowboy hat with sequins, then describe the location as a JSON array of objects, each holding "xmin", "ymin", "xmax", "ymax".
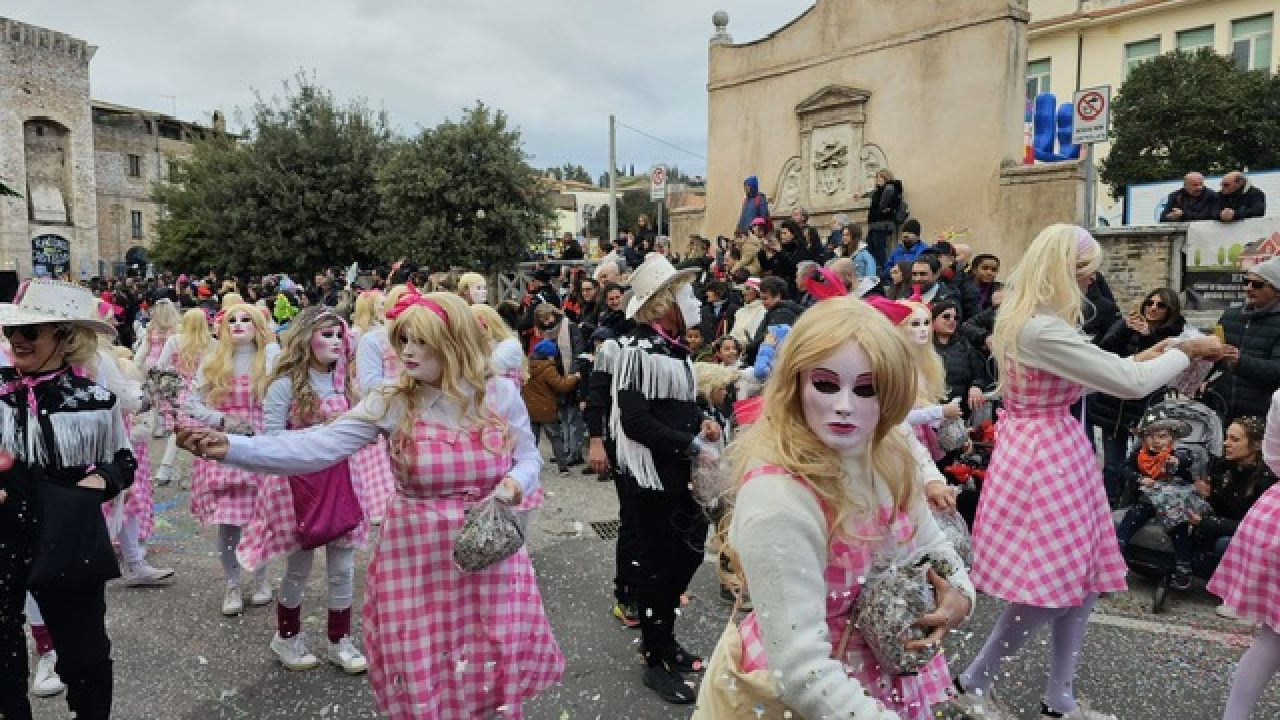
[
  {"xmin": 0, "ymin": 279, "xmax": 116, "ymax": 335},
  {"xmin": 623, "ymin": 255, "xmax": 699, "ymax": 320}
]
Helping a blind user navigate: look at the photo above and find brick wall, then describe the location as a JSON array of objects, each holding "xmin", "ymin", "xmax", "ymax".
[{"xmin": 1093, "ymin": 224, "xmax": 1186, "ymax": 314}]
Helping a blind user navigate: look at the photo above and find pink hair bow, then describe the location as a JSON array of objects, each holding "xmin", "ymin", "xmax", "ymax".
[
  {"xmin": 865, "ymin": 295, "xmax": 912, "ymax": 326},
  {"xmin": 801, "ymin": 267, "xmax": 848, "ymax": 302},
  {"xmin": 385, "ymin": 283, "xmax": 449, "ymax": 325}
]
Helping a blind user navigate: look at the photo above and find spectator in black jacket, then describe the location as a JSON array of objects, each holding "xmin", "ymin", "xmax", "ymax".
[
  {"xmin": 595, "ymin": 283, "xmax": 634, "ymax": 339},
  {"xmin": 1208, "ymin": 256, "xmax": 1280, "ymax": 422},
  {"xmin": 931, "ymin": 299, "xmax": 990, "ymax": 413},
  {"xmin": 911, "ymin": 256, "xmax": 961, "ymax": 311},
  {"xmin": 756, "ymin": 230, "xmax": 798, "ymax": 297},
  {"xmin": 1194, "ymin": 416, "xmax": 1276, "ymax": 567},
  {"xmin": 1083, "ymin": 272, "xmax": 1120, "ymax": 343},
  {"xmin": 959, "ymin": 290, "xmax": 1001, "ymax": 359},
  {"xmin": 865, "ymin": 168, "xmax": 904, "ymax": 269},
  {"xmin": 1160, "ymin": 172, "xmax": 1218, "ymax": 222},
  {"xmin": 958, "ymin": 253, "xmax": 1002, "ymax": 321},
  {"xmin": 1214, "ymin": 171, "xmax": 1267, "ymax": 223},
  {"xmin": 1087, "ymin": 287, "xmax": 1186, "ymax": 505},
  {"xmin": 697, "ymin": 280, "xmax": 737, "ymax": 341},
  {"xmin": 743, "ymin": 277, "xmax": 803, "ymax": 365}
]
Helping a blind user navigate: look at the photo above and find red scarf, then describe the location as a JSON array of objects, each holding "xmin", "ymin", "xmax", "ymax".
[{"xmin": 1136, "ymin": 444, "xmax": 1173, "ymax": 479}]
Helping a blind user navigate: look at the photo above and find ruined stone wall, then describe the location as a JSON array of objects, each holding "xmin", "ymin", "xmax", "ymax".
[{"xmin": 94, "ymin": 118, "xmax": 193, "ymax": 270}]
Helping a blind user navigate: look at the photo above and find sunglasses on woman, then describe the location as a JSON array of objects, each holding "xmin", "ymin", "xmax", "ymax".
[
  {"xmin": 1143, "ymin": 298, "xmax": 1166, "ymax": 308},
  {"xmin": 1243, "ymin": 279, "xmax": 1270, "ymax": 290},
  {"xmin": 3, "ymin": 325, "xmax": 44, "ymax": 341}
]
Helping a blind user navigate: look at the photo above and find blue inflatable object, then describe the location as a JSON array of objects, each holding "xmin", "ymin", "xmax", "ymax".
[{"xmin": 1032, "ymin": 93, "xmax": 1081, "ymax": 162}]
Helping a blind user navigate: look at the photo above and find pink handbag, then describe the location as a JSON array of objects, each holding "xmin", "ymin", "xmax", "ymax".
[{"xmin": 289, "ymin": 461, "xmax": 362, "ymax": 550}]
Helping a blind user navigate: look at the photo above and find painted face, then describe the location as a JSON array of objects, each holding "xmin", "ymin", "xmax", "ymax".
[
  {"xmin": 310, "ymin": 324, "xmax": 344, "ymax": 365},
  {"xmin": 468, "ymin": 283, "xmax": 488, "ymax": 305},
  {"xmin": 801, "ymin": 340, "xmax": 880, "ymax": 453},
  {"xmin": 676, "ymin": 283, "xmax": 700, "ymax": 330},
  {"xmin": 398, "ymin": 329, "xmax": 443, "ymax": 385},
  {"xmin": 905, "ymin": 307, "xmax": 931, "ymax": 345},
  {"xmin": 227, "ymin": 311, "xmax": 255, "ymax": 345}
]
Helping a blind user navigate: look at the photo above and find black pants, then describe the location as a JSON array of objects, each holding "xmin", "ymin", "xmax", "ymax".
[
  {"xmin": 613, "ymin": 473, "xmax": 642, "ymax": 605},
  {"xmin": 630, "ymin": 491, "xmax": 708, "ymax": 666},
  {"xmin": 0, "ymin": 485, "xmax": 114, "ymax": 720},
  {"xmin": 867, "ymin": 222, "xmax": 895, "ymax": 270}
]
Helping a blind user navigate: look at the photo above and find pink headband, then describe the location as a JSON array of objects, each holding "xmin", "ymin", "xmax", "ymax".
[{"xmin": 385, "ymin": 283, "xmax": 449, "ymax": 325}]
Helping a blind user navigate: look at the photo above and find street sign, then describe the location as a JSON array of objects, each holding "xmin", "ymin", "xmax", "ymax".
[
  {"xmin": 1071, "ymin": 85, "xmax": 1111, "ymax": 145},
  {"xmin": 650, "ymin": 165, "xmax": 667, "ymax": 201}
]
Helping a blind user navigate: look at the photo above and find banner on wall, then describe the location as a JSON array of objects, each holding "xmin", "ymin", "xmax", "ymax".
[
  {"xmin": 1183, "ymin": 217, "xmax": 1280, "ymax": 311},
  {"xmin": 1126, "ymin": 170, "xmax": 1280, "ymax": 225}
]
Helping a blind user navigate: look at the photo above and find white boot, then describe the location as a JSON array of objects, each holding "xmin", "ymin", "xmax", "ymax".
[
  {"xmin": 326, "ymin": 636, "xmax": 368, "ymax": 675},
  {"xmin": 270, "ymin": 632, "xmax": 320, "ymax": 671},
  {"xmin": 249, "ymin": 569, "xmax": 273, "ymax": 607},
  {"xmin": 31, "ymin": 651, "xmax": 65, "ymax": 698},
  {"xmin": 221, "ymin": 582, "xmax": 244, "ymax": 616}
]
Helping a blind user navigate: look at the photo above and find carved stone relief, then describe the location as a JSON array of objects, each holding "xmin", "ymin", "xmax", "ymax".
[
  {"xmin": 773, "ymin": 156, "xmax": 802, "ymax": 215},
  {"xmin": 858, "ymin": 143, "xmax": 889, "ymax": 197}
]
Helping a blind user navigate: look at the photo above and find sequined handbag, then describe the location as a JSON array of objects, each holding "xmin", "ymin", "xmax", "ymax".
[{"xmin": 452, "ymin": 495, "xmax": 525, "ymax": 572}]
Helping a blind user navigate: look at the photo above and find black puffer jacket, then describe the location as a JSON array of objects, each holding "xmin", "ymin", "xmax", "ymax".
[
  {"xmin": 1197, "ymin": 456, "xmax": 1277, "ymax": 542},
  {"xmin": 1208, "ymin": 303, "xmax": 1280, "ymax": 422},
  {"xmin": 934, "ymin": 336, "xmax": 989, "ymax": 407},
  {"xmin": 1087, "ymin": 316, "xmax": 1185, "ymax": 438}
]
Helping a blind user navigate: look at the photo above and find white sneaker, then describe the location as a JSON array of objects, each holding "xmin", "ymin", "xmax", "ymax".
[
  {"xmin": 953, "ymin": 681, "xmax": 1014, "ymax": 720},
  {"xmin": 1216, "ymin": 603, "xmax": 1248, "ymax": 622},
  {"xmin": 270, "ymin": 632, "xmax": 320, "ymax": 671},
  {"xmin": 31, "ymin": 651, "xmax": 65, "ymax": 698},
  {"xmin": 123, "ymin": 561, "xmax": 175, "ymax": 587},
  {"xmin": 154, "ymin": 465, "xmax": 173, "ymax": 487},
  {"xmin": 326, "ymin": 636, "xmax": 368, "ymax": 675},
  {"xmin": 221, "ymin": 583, "xmax": 244, "ymax": 616},
  {"xmin": 1039, "ymin": 700, "xmax": 1117, "ymax": 720},
  {"xmin": 249, "ymin": 572, "xmax": 273, "ymax": 607}
]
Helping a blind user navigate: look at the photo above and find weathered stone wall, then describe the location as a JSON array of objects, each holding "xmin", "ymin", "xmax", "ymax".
[
  {"xmin": 0, "ymin": 18, "xmax": 99, "ymax": 277},
  {"xmin": 1093, "ymin": 224, "xmax": 1185, "ymax": 315},
  {"xmin": 668, "ymin": 207, "xmax": 706, "ymax": 258}
]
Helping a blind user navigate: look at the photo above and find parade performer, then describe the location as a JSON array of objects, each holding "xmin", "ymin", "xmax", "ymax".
[
  {"xmin": 25, "ymin": 594, "xmax": 65, "ymax": 698},
  {"xmin": 893, "ymin": 296, "xmax": 962, "ymax": 460},
  {"xmin": 696, "ymin": 295, "xmax": 974, "ymax": 720},
  {"xmin": 185, "ymin": 303, "xmax": 279, "ymax": 616},
  {"xmin": 0, "ymin": 279, "xmax": 137, "ymax": 720},
  {"xmin": 354, "ymin": 284, "xmax": 408, "ymax": 397},
  {"xmin": 152, "ymin": 309, "xmax": 212, "ymax": 486},
  {"xmin": 953, "ymin": 225, "xmax": 1222, "ymax": 720},
  {"xmin": 178, "ymin": 289, "xmax": 563, "ymax": 720},
  {"xmin": 348, "ymin": 289, "xmax": 384, "ymax": 352},
  {"xmin": 1209, "ymin": 389, "xmax": 1280, "ymax": 720},
  {"xmin": 472, "ymin": 302, "xmax": 526, "ymax": 384},
  {"xmin": 457, "ymin": 271, "xmax": 488, "ymax": 305},
  {"xmin": 235, "ymin": 309, "xmax": 368, "ymax": 674},
  {"xmin": 349, "ymin": 287, "xmax": 402, "ymax": 524},
  {"xmin": 132, "ymin": 298, "xmax": 179, "ymax": 438}
]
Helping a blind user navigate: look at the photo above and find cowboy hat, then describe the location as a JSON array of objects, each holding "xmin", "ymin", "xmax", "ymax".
[
  {"xmin": 624, "ymin": 255, "xmax": 699, "ymax": 320},
  {"xmin": 0, "ymin": 279, "xmax": 116, "ymax": 336}
]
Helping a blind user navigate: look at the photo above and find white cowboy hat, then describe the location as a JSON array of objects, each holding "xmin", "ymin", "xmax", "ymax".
[
  {"xmin": 624, "ymin": 255, "xmax": 699, "ymax": 320},
  {"xmin": 0, "ymin": 279, "xmax": 117, "ymax": 336}
]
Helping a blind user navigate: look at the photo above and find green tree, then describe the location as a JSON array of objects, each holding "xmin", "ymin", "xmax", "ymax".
[
  {"xmin": 373, "ymin": 102, "xmax": 552, "ymax": 272},
  {"xmin": 546, "ymin": 163, "xmax": 592, "ymax": 184},
  {"xmin": 1218, "ymin": 245, "xmax": 1227, "ymax": 265},
  {"xmin": 586, "ymin": 188, "xmax": 655, "ymax": 241},
  {"xmin": 1100, "ymin": 49, "xmax": 1280, "ymax": 200},
  {"xmin": 152, "ymin": 73, "xmax": 390, "ymax": 275},
  {"xmin": 1228, "ymin": 243, "xmax": 1245, "ymax": 264}
]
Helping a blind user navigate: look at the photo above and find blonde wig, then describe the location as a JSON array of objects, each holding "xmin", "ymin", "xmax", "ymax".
[
  {"xmin": 726, "ymin": 296, "xmax": 918, "ymax": 539},
  {"xmin": 382, "ymin": 285, "xmax": 409, "ymax": 322},
  {"xmin": 693, "ymin": 362, "xmax": 739, "ymax": 404},
  {"xmin": 147, "ymin": 299, "xmax": 180, "ymax": 338},
  {"xmin": 61, "ymin": 325, "xmax": 100, "ymax": 370},
  {"xmin": 472, "ymin": 303, "xmax": 527, "ymax": 381},
  {"xmin": 351, "ymin": 291, "xmax": 384, "ymax": 334},
  {"xmin": 991, "ymin": 223, "xmax": 1101, "ymax": 388},
  {"xmin": 200, "ymin": 302, "xmax": 273, "ymax": 406},
  {"xmin": 633, "ymin": 277, "xmax": 694, "ymax": 325},
  {"xmin": 174, "ymin": 309, "xmax": 213, "ymax": 376},
  {"xmin": 457, "ymin": 272, "xmax": 487, "ymax": 304},
  {"xmin": 899, "ymin": 302, "xmax": 947, "ymax": 404},
  {"xmin": 269, "ymin": 307, "xmax": 352, "ymax": 426},
  {"xmin": 221, "ymin": 292, "xmax": 244, "ymax": 310},
  {"xmin": 382, "ymin": 292, "xmax": 501, "ymax": 460}
]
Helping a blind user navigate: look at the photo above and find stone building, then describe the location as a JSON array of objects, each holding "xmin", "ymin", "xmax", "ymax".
[{"xmin": 0, "ymin": 17, "xmax": 208, "ymax": 279}]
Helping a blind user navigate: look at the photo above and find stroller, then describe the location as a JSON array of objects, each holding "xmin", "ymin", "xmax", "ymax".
[{"xmin": 1112, "ymin": 397, "xmax": 1223, "ymax": 613}]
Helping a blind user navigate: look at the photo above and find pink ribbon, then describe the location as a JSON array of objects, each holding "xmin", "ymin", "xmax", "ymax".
[{"xmin": 385, "ymin": 283, "xmax": 449, "ymax": 325}]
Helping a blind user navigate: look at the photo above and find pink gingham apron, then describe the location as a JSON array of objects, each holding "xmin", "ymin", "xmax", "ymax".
[
  {"xmin": 1209, "ymin": 483, "xmax": 1280, "ymax": 632},
  {"xmin": 365, "ymin": 411, "xmax": 564, "ymax": 719},
  {"xmin": 189, "ymin": 374, "xmax": 264, "ymax": 526},
  {"xmin": 102, "ymin": 415, "xmax": 155, "ymax": 541},
  {"xmin": 236, "ymin": 393, "xmax": 370, "ymax": 571},
  {"xmin": 971, "ymin": 363, "xmax": 1128, "ymax": 607},
  {"xmin": 735, "ymin": 465, "xmax": 953, "ymax": 719}
]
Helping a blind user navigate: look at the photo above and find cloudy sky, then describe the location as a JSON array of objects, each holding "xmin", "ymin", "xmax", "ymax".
[{"xmin": 13, "ymin": 1, "xmax": 813, "ymax": 178}]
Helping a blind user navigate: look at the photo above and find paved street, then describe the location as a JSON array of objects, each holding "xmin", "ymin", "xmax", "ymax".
[{"xmin": 25, "ymin": 439, "xmax": 1280, "ymax": 719}]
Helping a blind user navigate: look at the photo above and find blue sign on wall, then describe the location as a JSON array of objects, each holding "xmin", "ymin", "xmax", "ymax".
[{"xmin": 32, "ymin": 234, "xmax": 71, "ymax": 277}]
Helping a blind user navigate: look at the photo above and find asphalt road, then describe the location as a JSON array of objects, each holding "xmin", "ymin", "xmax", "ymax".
[{"xmin": 22, "ymin": 441, "xmax": 1280, "ymax": 720}]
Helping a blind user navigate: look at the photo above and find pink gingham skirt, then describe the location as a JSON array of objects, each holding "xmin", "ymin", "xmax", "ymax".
[
  {"xmin": 1209, "ymin": 483, "xmax": 1280, "ymax": 632},
  {"xmin": 189, "ymin": 376, "xmax": 264, "ymax": 527},
  {"xmin": 104, "ymin": 429, "xmax": 155, "ymax": 541},
  {"xmin": 349, "ymin": 437, "xmax": 396, "ymax": 524},
  {"xmin": 972, "ymin": 392, "xmax": 1128, "ymax": 607}
]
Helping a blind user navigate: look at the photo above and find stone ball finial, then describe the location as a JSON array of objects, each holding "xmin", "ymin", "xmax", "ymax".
[{"xmin": 710, "ymin": 11, "xmax": 732, "ymax": 45}]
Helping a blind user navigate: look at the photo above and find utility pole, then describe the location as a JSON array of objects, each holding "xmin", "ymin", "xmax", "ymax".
[{"xmin": 608, "ymin": 114, "xmax": 617, "ymax": 248}]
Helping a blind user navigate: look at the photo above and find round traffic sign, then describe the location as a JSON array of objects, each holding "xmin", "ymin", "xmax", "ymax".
[
  {"xmin": 651, "ymin": 166, "xmax": 666, "ymax": 185},
  {"xmin": 1076, "ymin": 91, "xmax": 1106, "ymax": 121}
]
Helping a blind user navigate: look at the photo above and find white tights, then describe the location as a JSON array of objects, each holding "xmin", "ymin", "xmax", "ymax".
[
  {"xmin": 1224, "ymin": 625, "xmax": 1280, "ymax": 720},
  {"xmin": 279, "ymin": 544, "xmax": 356, "ymax": 610}
]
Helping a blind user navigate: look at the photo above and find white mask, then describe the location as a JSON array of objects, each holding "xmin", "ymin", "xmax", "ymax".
[
  {"xmin": 227, "ymin": 312, "xmax": 255, "ymax": 346},
  {"xmin": 677, "ymin": 284, "xmax": 700, "ymax": 330},
  {"xmin": 310, "ymin": 325, "xmax": 344, "ymax": 365},
  {"xmin": 801, "ymin": 340, "xmax": 880, "ymax": 453},
  {"xmin": 905, "ymin": 308, "xmax": 932, "ymax": 346},
  {"xmin": 469, "ymin": 284, "xmax": 488, "ymax": 305},
  {"xmin": 398, "ymin": 331, "xmax": 443, "ymax": 385}
]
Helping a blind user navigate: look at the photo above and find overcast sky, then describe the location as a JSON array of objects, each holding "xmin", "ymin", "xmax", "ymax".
[{"xmin": 13, "ymin": 1, "xmax": 814, "ymax": 178}]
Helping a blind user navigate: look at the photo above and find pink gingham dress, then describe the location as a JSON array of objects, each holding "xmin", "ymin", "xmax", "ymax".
[
  {"xmin": 103, "ymin": 415, "xmax": 155, "ymax": 541},
  {"xmin": 236, "ymin": 393, "xmax": 370, "ymax": 571},
  {"xmin": 349, "ymin": 434, "xmax": 397, "ymax": 524},
  {"xmin": 366, "ymin": 413, "xmax": 564, "ymax": 719},
  {"xmin": 1208, "ymin": 483, "xmax": 1280, "ymax": 632},
  {"xmin": 971, "ymin": 363, "xmax": 1128, "ymax": 606},
  {"xmin": 735, "ymin": 465, "xmax": 954, "ymax": 719},
  {"xmin": 190, "ymin": 375, "xmax": 265, "ymax": 526}
]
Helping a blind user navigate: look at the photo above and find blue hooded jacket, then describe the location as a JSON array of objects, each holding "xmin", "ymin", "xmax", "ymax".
[{"xmin": 737, "ymin": 175, "xmax": 770, "ymax": 233}]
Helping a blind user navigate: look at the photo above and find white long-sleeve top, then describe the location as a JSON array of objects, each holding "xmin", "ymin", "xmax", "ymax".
[
  {"xmin": 355, "ymin": 326, "xmax": 394, "ymax": 397},
  {"xmin": 262, "ymin": 368, "xmax": 344, "ymax": 435},
  {"xmin": 185, "ymin": 344, "xmax": 280, "ymax": 427},
  {"xmin": 1014, "ymin": 314, "xmax": 1189, "ymax": 397},
  {"xmin": 730, "ymin": 446, "xmax": 975, "ymax": 720},
  {"xmin": 1265, "ymin": 390, "xmax": 1280, "ymax": 475},
  {"xmin": 490, "ymin": 337, "xmax": 524, "ymax": 378},
  {"xmin": 95, "ymin": 348, "xmax": 145, "ymax": 414},
  {"xmin": 224, "ymin": 377, "xmax": 542, "ymax": 498}
]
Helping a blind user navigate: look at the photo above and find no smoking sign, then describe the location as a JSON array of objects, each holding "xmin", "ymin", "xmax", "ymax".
[{"xmin": 1071, "ymin": 85, "xmax": 1111, "ymax": 145}]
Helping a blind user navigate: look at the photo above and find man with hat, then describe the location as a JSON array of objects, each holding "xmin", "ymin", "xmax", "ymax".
[
  {"xmin": 882, "ymin": 217, "xmax": 930, "ymax": 279},
  {"xmin": 1208, "ymin": 255, "xmax": 1280, "ymax": 422},
  {"xmin": 584, "ymin": 255, "xmax": 720, "ymax": 705}
]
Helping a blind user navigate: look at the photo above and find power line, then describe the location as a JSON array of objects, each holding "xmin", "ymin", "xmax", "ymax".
[{"xmin": 614, "ymin": 119, "xmax": 706, "ymax": 161}]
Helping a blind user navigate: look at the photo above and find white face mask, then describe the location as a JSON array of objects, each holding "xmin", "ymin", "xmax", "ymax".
[
  {"xmin": 398, "ymin": 331, "xmax": 443, "ymax": 385},
  {"xmin": 677, "ymin": 284, "xmax": 700, "ymax": 330},
  {"xmin": 469, "ymin": 284, "xmax": 488, "ymax": 305},
  {"xmin": 801, "ymin": 341, "xmax": 880, "ymax": 453},
  {"xmin": 227, "ymin": 312, "xmax": 255, "ymax": 345},
  {"xmin": 310, "ymin": 326, "xmax": 344, "ymax": 365},
  {"xmin": 905, "ymin": 308, "xmax": 932, "ymax": 346}
]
